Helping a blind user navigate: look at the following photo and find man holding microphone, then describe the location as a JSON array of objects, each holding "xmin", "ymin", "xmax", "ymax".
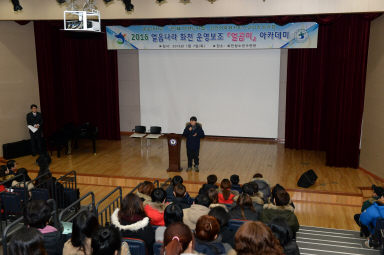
[{"xmin": 183, "ymin": 116, "xmax": 205, "ymax": 172}]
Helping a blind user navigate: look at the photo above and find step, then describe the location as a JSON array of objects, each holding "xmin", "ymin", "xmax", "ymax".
[
  {"xmin": 297, "ymin": 232, "xmax": 364, "ymax": 245},
  {"xmin": 297, "ymin": 240, "xmax": 380, "ymax": 255},
  {"xmin": 300, "ymin": 225, "xmax": 363, "ymax": 238}
]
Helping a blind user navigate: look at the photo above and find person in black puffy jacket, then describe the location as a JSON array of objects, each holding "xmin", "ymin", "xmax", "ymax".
[{"xmin": 268, "ymin": 217, "xmax": 300, "ymax": 255}]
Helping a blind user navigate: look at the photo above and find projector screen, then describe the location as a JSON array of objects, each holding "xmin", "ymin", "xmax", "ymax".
[{"xmin": 139, "ymin": 49, "xmax": 281, "ymax": 138}]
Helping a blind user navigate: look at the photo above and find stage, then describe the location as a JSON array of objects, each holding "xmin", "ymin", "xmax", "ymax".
[{"xmin": 15, "ymin": 135, "xmax": 383, "ymax": 230}]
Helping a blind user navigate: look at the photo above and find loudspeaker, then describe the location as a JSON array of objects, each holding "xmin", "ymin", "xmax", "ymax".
[
  {"xmin": 2, "ymin": 139, "xmax": 32, "ymax": 159},
  {"xmin": 297, "ymin": 169, "xmax": 318, "ymax": 188}
]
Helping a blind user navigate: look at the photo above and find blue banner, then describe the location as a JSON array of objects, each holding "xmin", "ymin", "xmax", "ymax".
[{"xmin": 106, "ymin": 22, "xmax": 318, "ymax": 50}]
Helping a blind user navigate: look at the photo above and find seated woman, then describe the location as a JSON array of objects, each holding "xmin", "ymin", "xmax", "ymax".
[
  {"xmin": 24, "ymin": 200, "xmax": 63, "ymax": 255},
  {"xmin": 228, "ymin": 221, "xmax": 283, "ymax": 255},
  {"xmin": 63, "ymin": 210, "xmax": 99, "ymax": 255},
  {"xmin": 155, "ymin": 204, "xmax": 184, "ymax": 242},
  {"xmin": 241, "ymin": 183, "xmax": 264, "ymax": 212},
  {"xmin": 136, "ymin": 181, "xmax": 155, "ymax": 205},
  {"xmin": 218, "ymin": 179, "xmax": 236, "ymax": 205},
  {"xmin": 229, "ymin": 194, "xmax": 259, "ymax": 221},
  {"xmin": 194, "ymin": 215, "xmax": 233, "ymax": 255},
  {"xmin": 91, "ymin": 225, "xmax": 129, "ymax": 255},
  {"xmin": 144, "ymin": 188, "xmax": 168, "ymax": 226},
  {"xmin": 163, "ymin": 222, "xmax": 198, "ymax": 255},
  {"xmin": 9, "ymin": 226, "xmax": 47, "ymax": 255},
  {"xmin": 111, "ymin": 193, "xmax": 155, "ymax": 254},
  {"xmin": 12, "ymin": 168, "xmax": 34, "ymax": 190}
]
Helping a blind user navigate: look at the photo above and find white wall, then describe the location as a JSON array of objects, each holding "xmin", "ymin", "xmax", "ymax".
[
  {"xmin": 0, "ymin": 0, "xmax": 384, "ymax": 20},
  {"xmin": 0, "ymin": 21, "xmax": 40, "ymax": 157},
  {"xmin": 137, "ymin": 49, "xmax": 281, "ymax": 138},
  {"xmin": 118, "ymin": 50, "xmax": 141, "ymax": 132}
]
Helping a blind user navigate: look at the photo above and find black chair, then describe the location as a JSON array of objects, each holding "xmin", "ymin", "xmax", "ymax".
[
  {"xmin": 153, "ymin": 242, "xmax": 163, "ymax": 255},
  {"xmin": 150, "ymin": 126, "xmax": 161, "ymax": 134},
  {"xmin": 123, "ymin": 238, "xmax": 146, "ymax": 255},
  {"xmin": 31, "ymin": 188, "xmax": 50, "ymax": 201},
  {"xmin": 133, "ymin": 126, "xmax": 146, "ymax": 133},
  {"xmin": 0, "ymin": 192, "xmax": 23, "ymax": 219}
]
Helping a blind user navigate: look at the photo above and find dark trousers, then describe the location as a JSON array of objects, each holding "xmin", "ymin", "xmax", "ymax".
[
  {"xmin": 187, "ymin": 149, "xmax": 199, "ymax": 167},
  {"xmin": 30, "ymin": 131, "xmax": 42, "ymax": 155}
]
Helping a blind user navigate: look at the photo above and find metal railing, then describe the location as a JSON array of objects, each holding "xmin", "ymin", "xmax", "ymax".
[
  {"xmin": 96, "ymin": 187, "xmax": 122, "ymax": 226},
  {"xmin": 59, "ymin": 192, "xmax": 95, "ymax": 222},
  {"xmin": 55, "ymin": 170, "xmax": 77, "ymax": 209}
]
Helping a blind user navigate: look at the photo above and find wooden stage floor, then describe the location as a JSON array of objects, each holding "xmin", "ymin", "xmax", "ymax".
[{"xmin": 16, "ymin": 135, "xmax": 383, "ymax": 230}]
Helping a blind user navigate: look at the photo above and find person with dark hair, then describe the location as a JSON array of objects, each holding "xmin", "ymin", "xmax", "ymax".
[
  {"xmin": 165, "ymin": 175, "xmax": 194, "ymax": 205},
  {"xmin": 111, "ymin": 193, "xmax": 155, "ymax": 253},
  {"xmin": 241, "ymin": 182, "xmax": 264, "ymax": 211},
  {"xmin": 12, "ymin": 167, "xmax": 34, "ymax": 190},
  {"xmin": 268, "ymin": 217, "xmax": 300, "ymax": 255},
  {"xmin": 1, "ymin": 160, "xmax": 16, "ymax": 184},
  {"xmin": 27, "ymin": 104, "xmax": 43, "ymax": 156},
  {"xmin": 63, "ymin": 211, "xmax": 99, "ymax": 255},
  {"xmin": 163, "ymin": 222, "xmax": 196, "ymax": 255},
  {"xmin": 199, "ymin": 175, "xmax": 218, "ymax": 195},
  {"xmin": 9, "ymin": 226, "xmax": 47, "ymax": 255},
  {"xmin": 230, "ymin": 175, "xmax": 242, "ymax": 194},
  {"xmin": 251, "ymin": 173, "xmax": 271, "ymax": 202},
  {"xmin": 144, "ymin": 188, "xmax": 168, "ymax": 226},
  {"xmin": 183, "ymin": 194, "xmax": 211, "ymax": 231},
  {"xmin": 218, "ymin": 179, "xmax": 236, "ymax": 204},
  {"xmin": 208, "ymin": 207, "xmax": 235, "ymax": 248},
  {"xmin": 229, "ymin": 194, "xmax": 259, "ymax": 221},
  {"xmin": 155, "ymin": 204, "xmax": 184, "ymax": 242},
  {"xmin": 24, "ymin": 200, "xmax": 63, "ymax": 255},
  {"xmin": 136, "ymin": 181, "xmax": 155, "ymax": 205},
  {"xmin": 183, "ymin": 116, "xmax": 205, "ymax": 172},
  {"xmin": 91, "ymin": 226, "xmax": 129, "ymax": 255},
  {"xmin": 229, "ymin": 221, "xmax": 284, "ymax": 255},
  {"xmin": 261, "ymin": 190, "xmax": 300, "ymax": 235},
  {"xmin": 194, "ymin": 215, "xmax": 233, "ymax": 255},
  {"xmin": 208, "ymin": 188, "xmax": 227, "ymax": 211},
  {"xmin": 171, "ymin": 183, "xmax": 191, "ymax": 209}
]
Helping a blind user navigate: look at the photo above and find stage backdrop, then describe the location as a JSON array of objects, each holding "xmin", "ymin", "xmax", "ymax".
[{"xmin": 138, "ymin": 49, "xmax": 281, "ymax": 138}]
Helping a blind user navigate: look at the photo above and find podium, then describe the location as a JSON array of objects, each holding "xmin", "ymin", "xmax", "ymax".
[{"xmin": 166, "ymin": 133, "xmax": 182, "ymax": 172}]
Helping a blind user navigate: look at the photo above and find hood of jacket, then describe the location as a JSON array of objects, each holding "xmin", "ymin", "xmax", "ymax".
[
  {"xmin": 251, "ymin": 177, "xmax": 269, "ymax": 185},
  {"xmin": 111, "ymin": 208, "xmax": 150, "ymax": 232},
  {"xmin": 146, "ymin": 201, "xmax": 167, "ymax": 211},
  {"xmin": 263, "ymin": 203, "xmax": 295, "ymax": 212},
  {"xmin": 136, "ymin": 191, "xmax": 151, "ymax": 202},
  {"xmin": 251, "ymin": 192, "xmax": 264, "ymax": 205}
]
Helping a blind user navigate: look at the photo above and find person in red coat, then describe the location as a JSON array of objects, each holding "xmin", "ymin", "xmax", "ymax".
[
  {"xmin": 218, "ymin": 179, "xmax": 236, "ymax": 204},
  {"xmin": 144, "ymin": 188, "xmax": 168, "ymax": 226}
]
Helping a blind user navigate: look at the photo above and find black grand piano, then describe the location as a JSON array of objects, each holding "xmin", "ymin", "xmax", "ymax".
[{"xmin": 47, "ymin": 122, "xmax": 98, "ymax": 157}]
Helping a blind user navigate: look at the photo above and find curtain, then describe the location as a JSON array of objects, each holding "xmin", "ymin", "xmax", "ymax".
[
  {"xmin": 285, "ymin": 14, "xmax": 378, "ymax": 168},
  {"xmin": 34, "ymin": 21, "xmax": 120, "ymax": 140}
]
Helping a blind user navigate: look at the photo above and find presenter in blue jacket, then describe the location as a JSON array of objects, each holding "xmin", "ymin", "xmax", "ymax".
[{"xmin": 183, "ymin": 116, "xmax": 205, "ymax": 172}]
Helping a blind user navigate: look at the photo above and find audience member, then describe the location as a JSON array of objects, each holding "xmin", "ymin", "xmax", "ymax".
[
  {"xmin": 24, "ymin": 200, "xmax": 63, "ymax": 255},
  {"xmin": 194, "ymin": 215, "xmax": 233, "ymax": 255},
  {"xmin": 171, "ymin": 183, "xmax": 191, "ymax": 209},
  {"xmin": 229, "ymin": 221, "xmax": 284, "ymax": 255},
  {"xmin": 230, "ymin": 175, "xmax": 242, "ymax": 194},
  {"xmin": 241, "ymin": 183, "xmax": 264, "ymax": 211},
  {"xmin": 218, "ymin": 179, "xmax": 236, "ymax": 204},
  {"xmin": 1, "ymin": 160, "xmax": 16, "ymax": 186},
  {"xmin": 229, "ymin": 194, "xmax": 259, "ymax": 221},
  {"xmin": 354, "ymin": 184, "xmax": 384, "ymax": 237},
  {"xmin": 144, "ymin": 188, "xmax": 168, "ymax": 226},
  {"xmin": 63, "ymin": 210, "xmax": 99, "ymax": 255},
  {"xmin": 111, "ymin": 193, "xmax": 155, "ymax": 253},
  {"xmin": 271, "ymin": 184, "xmax": 295, "ymax": 208},
  {"xmin": 208, "ymin": 206, "xmax": 235, "ymax": 248},
  {"xmin": 165, "ymin": 175, "xmax": 194, "ymax": 205},
  {"xmin": 261, "ymin": 190, "xmax": 300, "ymax": 235},
  {"xmin": 12, "ymin": 168, "xmax": 34, "ymax": 190},
  {"xmin": 199, "ymin": 175, "xmax": 218, "ymax": 195},
  {"xmin": 155, "ymin": 204, "xmax": 184, "ymax": 242},
  {"xmin": 6, "ymin": 159, "xmax": 17, "ymax": 174},
  {"xmin": 136, "ymin": 181, "xmax": 155, "ymax": 205},
  {"xmin": 208, "ymin": 188, "xmax": 228, "ymax": 211},
  {"xmin": 183, "ymin": 194, "xmax": 211, "ymax": 231},
  {"xmin": 268, "ymin": 217, "xmax": 300, "ymax": 255},
  {"xmin": 9, "ymin": 226, "xmax": 47, "ymax": 255},
  {"xmin": 163, "ymin": 222, "xmax": 196, "ymax": 255},
  {"xmin": 250, "ymin": 173, "xmax": 271, "ymax": 202},
  {"xmin": 91, "ymin": 226, "xmax": 129, "ymax": 255},
  {"xmin": 360, "ymin": 192, "xmax": 384, "ymax": 248}
]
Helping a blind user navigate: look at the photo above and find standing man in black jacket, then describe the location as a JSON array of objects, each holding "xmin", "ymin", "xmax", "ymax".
[
  {"xmin": 183, "ymin": 116, "xmax": 205, "ymax": 172},
  {"xmin": 26, "ymin": 104, "xmax": 43, "ymax": 156}
]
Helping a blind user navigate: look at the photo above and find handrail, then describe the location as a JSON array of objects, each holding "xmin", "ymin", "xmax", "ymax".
[
  {"xmin": 55, "ymin": 170, "xmax": 77, "ymax": 209},
  {"xmin": 29, "ymin": 171, "xmax": 52, "ymax": 188},
  {"xmin": 96, "ymin": 187, "xmax": 122, "ymax": 226},
  {"xmin": 55, "ymin": 170, "xmax": 77, "ymax": 189},
  {"xmin": 160, "ymin": 178, "xmax": 172, "ymax": 189},
  {"xmin": 1, "ymin": 174, "xmax": 28, "ymax": 202},
  {"xmin": 59, "ymin": 192, "xmax": 95, "ymax": 222}
]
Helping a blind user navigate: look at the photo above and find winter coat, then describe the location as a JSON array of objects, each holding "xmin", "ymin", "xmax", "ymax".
[
  {"xmin": 209, "ymin": 203, "xmax": 228, "ymax": 212},
  {"xmin": 231, "ymin": 184, "xmax": 242, "ymax": 194},
  {"xmin": 63, "ymin": 238, "xmax": 91, "ymax": 255},
  {"xmin": 136, "ymin": 191, "xmax": 152, "ymax": 205},
  {"xmin": 39, "ymin": 225, "xmax": 63, "ymax": 255},
  {"xmin": 199, "ymin": 183, "xmax": 218, "ymax": 195},
  {"xmin": 361, "ymin": 197, "xmax": 379, "ymax": 212},
  {"xmin": 111, "ymin": 208, "xmax": 155, "ymax": 254},
  {"xmin": 183, "ymin": 204, "xmax": 210, "ymax": 230},
  {"xmin": 229, "ymin": 206, "xmax": 259, "ymax": 221},
  {"xmin": 220, "ymin": 225, "xmax": 236, "ymax": 248},
  {"xmin": 144, "ymin": 201, "xmax": 167, "ymax": 226},
  {"xmin": 268, "ymin": 220, "xmax": 300, "ymax": 255},
  {"xmin": 183, "ymin": 123, "xmax": 205, "ymax": 151},
  {"xmin": 194, "ymin": 235, "xmax": 233, "ymax": 255},
  {"xmin": 250, "ymin": 192, "xmax": 265, "ymax": 212},
  {"xmin": 251, "ymin": 177, "xmax": 271, "ymax": 202},
  {"xmin": 165, "ymin": 184, "xmax": 194, "ymax": 204},
  {"xmin": 261, "ymin": 204, "xmax": 300, "ymax": 234},
  {"xmin": 171, "ymin": 197, "xmax": 191, "ymax": 209},
  {"xmin": 360, "ymin": 202, "xmax": 384, "ymax": 234},
  {"xmin": 218, "ymin": 192, "xmax": 235, "ymax": 204}
]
